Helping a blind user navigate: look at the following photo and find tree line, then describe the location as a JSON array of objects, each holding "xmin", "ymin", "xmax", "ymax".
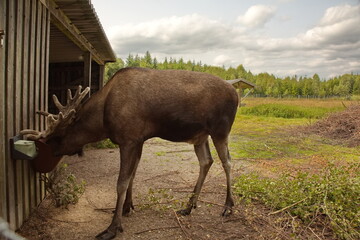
[{"xmin": 105, "ymin": 51, "xmax": 360, "ymax": 98}]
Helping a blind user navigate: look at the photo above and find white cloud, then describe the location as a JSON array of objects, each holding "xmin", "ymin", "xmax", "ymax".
[
  {"xmin": 108, "ymin": 14, "xmax": 237, "ymax": 55},
  {"xmin": 319, "ymin": 4, "xmax": 360, "ymax": 26},
  {"xmin": 213, "ymin": 54, "xmax": 233, "ymax": 66},
  {"xmin": 242, "ymin": 4, "xmax": 360, "ymax": 77},
  {"xmin": 107, "ymin": 4, "xmax": 360, "ymax": 78},
  {"xmin": 299, "ymin": 4, "xmax": 360, "ymax": 48},
  {"xmin": 237, "ymin": 5, "xmax": 276, "ymax": 28}
]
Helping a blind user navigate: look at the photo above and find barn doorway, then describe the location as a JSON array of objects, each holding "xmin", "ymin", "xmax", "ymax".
[{"xmin": 48, "ymin": 23, "xmax": 104, "ymax": 114}]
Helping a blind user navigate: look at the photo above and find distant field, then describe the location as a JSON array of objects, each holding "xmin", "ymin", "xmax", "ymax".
[
  {"xmin": 239, "ymin": 97, "xmax": 349, "ymax": 119},
  {"xmin": 241, "ymin": 97, "xmax": 354, "ymax": 108},
  {"xmin": 230, "ymin": 97, "xmax": 358, "ymax": 168},
  {"xmin": 243, "ymin": 97, "xmax": 359, "ymax": 108}
]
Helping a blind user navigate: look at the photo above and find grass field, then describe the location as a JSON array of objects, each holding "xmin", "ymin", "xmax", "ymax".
[
  {"xmin": 231, "ymin": 97, "xmax": 359, "ymax": 168},
  {"xmin": 229, "ymin": 98, "xmax": 360, "ymax": 240},
  {"xmin": 241, "ymin": 97, "xmax": 354, "ymax": 108}
]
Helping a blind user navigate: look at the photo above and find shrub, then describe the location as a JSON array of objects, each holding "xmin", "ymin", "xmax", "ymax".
[
  {"xmin": 90, "ymin": 139, "xmax": 118, "ymax": 149},
  {"xmin": 234, "ymin": 163, "xmax": 360, "ymax": 239},
  {"xmin": 41, "ymin": 163, "xmax": 86, "ymax": 207}
]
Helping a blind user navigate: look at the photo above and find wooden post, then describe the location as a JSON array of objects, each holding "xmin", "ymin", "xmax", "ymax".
[
  {"xmin": 83, "ymin": 51, "xmax": 91, "ymax": 96},
  {"xmin": 99, "ymin": 64, "xmax": 105, "ymax": 89},
  {"xmin": 238, "ymin": 89, "xmax": 242, "ymax": 108},
  {"xmin": 0, "ymin": 0, "xmax": 6, "ymax": 220}
]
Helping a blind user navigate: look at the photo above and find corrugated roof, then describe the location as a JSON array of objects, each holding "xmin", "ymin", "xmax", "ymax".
[
  {"xmin": 227, "ymin": 78, "xmax": 256, "ymax": 89},
  {"xmin": 54, "ymin": 0, "xmax": 116, "ymax": 62}
]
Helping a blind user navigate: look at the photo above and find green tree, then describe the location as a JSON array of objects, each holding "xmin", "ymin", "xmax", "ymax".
[
  {"xmin": 105, "ymin": 51, "xmax": 360, "ymax": 98},
  {"xmin": 104, "ymin": 58, "xmax": 124, "ymax": 83},
  {"xmin": 140, "ymin": 51, "xmax": 153, "ymax": 68},
  {"xmin": 352, "ymin": 77, "xmax": 360, "ymax": 95},
  {"xmin": 125, "ymin": 54, "xmax": 135, "ymax": 67}
]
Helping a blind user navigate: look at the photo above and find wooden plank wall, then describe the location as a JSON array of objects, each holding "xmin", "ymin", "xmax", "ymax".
[
  {"xmin": 0, "ymin": 0, "xmax": 49, "ymax": 230},
  {"xmin": 0, "ymin": 0, "xmax": 6, "ymax": 224}
]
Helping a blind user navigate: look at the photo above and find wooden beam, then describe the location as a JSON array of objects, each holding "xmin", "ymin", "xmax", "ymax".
[
  {"xmin": 83, "ymin": 51, "xmax": 91, "ymax": 95},
  {"xmin": 40, "ymin": 0, "xmax": 104, "ymax": 65}
]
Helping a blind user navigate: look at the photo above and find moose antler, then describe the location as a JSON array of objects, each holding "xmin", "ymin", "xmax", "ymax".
[{"xmin": 21, "ymin": 86, "xmax": 90, "ymax": 140}]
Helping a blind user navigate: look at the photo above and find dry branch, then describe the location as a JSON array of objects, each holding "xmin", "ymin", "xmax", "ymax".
[
  {"xmin": 268, "ymin": 197, "xmax": 308, "ymax": 215},
  {"xmin": 134, "ymin": 226, "xmax": 180, "ymax": 235},
  {"xmin": 172, "ymin": 209, "xmax": 192, "ymax": 240}
]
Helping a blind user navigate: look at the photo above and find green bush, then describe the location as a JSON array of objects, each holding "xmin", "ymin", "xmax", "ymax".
[
  {"xmin": 41, "ymin": 163, "xmax": 86, "ymax": 207},
  {"xmin": 91, "ymin": 139, "xmax": 118, "ymax": 149},
  {"xmin": 234, "ymin": 163, "xmax": 360, "ymax": 239},
  {"xmin": 240, "ymin": 104, "xmax": 340, "ymax": 119}
]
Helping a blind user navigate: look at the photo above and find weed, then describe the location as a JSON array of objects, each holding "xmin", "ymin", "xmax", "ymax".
[
  {"xmin": 40, "ymin": 163, "xmax": 86, "ymax": 208},
  {"xmin": 138, "ymin": 188, "xmax": 186, "ymax": 211},
  {"xmin": 90, "ymin": 139, "xmax": 118, "ymax": 149},
  {"xmin": 233, "ymin": 163, "xmax": 360, "ymax": 240},
  {"xmin": 155, "ymin": 151, "xmax": 166, "ymax": 157}
]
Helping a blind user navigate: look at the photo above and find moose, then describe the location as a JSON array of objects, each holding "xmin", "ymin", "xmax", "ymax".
[{"xmin": 21, "ymin": 67, "xmax": 239, "ymax": 240}]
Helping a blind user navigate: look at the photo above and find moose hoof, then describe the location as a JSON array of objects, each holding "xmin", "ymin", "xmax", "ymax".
[
  {"xmin": 221, "ymin": 207, "xmax": 233, "ymax": 217},
  {"xmin": 122, "ymin": 203, "xmax": 134, "ymax": 216},
  {"xmin": 176, "ymin": 208, "xmax": 192, "ymax": 216},
  {"xmin": 95, "ymin": 227, "xmax": 122, "ymax": 240}
]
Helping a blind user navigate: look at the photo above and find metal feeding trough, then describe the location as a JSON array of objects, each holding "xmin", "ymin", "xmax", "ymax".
[
  {"xmin": 10, "ymin": 135, "xmax": 37, "ymax": 160},
  {"xmin": 10, "ymin": 135, "xmax": 62, "ymax": 173}
]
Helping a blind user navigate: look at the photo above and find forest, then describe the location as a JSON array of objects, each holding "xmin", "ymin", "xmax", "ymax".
[{"xmin": 105, "ymin": 51, "xmax": 360, "ymax": 98}]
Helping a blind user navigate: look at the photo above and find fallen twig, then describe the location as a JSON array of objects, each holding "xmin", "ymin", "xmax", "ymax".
[
  {"xmin": 94, "ymin": 207, "xmax": 115, "ymax": 212},
  {"xmin": 198, "ymin": 199, "xmax": 224, "ymax": 207},
  {"xmin": 166, "ymin": 149, "xmax": 192, "ymax": 153},
  {"xmin": 172, "ymin": 209, "xmax": 191, "ymax": 240},
  {"xmin": 48, "ymin": 217, "xmax": 91, "ymax": 224},
  {"xmin": 134, "ymin": 226, "xmax": 180, "ymax": 235},
  {"xmin": 309, "ymin": 227, "xmax": 323, "ymax": 240},
  {"xmin": 143, "ymin": 171, "xmax": 179, "ymax": 182},
  {"xmin": 268, "ymin": 197, "xmax": 308, "ymax": 215}
]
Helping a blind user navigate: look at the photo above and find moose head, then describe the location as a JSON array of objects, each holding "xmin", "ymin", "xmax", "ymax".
[{"xmin": 21, "ymin": 86, "xmax": 90, "ymax": 156}]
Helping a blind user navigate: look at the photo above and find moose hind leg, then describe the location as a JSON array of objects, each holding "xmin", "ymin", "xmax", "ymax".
[
  {"xmin": 212, "ymin": 137, "xmax": 234, "ymax": 216},
  {"xmin": 96, "ymin": 142, "xmax": 143, "ymax": 240},
  {"xmin": 178, "ymin": 139, "xmax": 213, "ymax": 216},
  {"xmin": 122, "ymin": 173, "xmax": 135, "ymax": 216}
]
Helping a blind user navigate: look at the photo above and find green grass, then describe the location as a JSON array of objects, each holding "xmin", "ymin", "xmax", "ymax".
[
  {"xmin": 230, "ymin": 102, "xmax": 359, "ymax": 164},
  {"xmin": 239, "ymin": 103, "xmax": 342, "ymax": 119},
  {"xmin": 229, "ymin": 131, "xmax": 360, "ymax": 163}
]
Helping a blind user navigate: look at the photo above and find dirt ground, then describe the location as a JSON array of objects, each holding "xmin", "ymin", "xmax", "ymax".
[{"xmin": 18, "ymin": 138, "xmax": 319, "ymax": 240}]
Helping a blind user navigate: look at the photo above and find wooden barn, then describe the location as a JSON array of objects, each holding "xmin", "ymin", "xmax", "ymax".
[
  {"xmin": 0, "ymin": 0, "xmax": 116, "ymax": 230},
  {"xmin": 227, "ymin": 78, "xmax": 256, "ymax": 106}
]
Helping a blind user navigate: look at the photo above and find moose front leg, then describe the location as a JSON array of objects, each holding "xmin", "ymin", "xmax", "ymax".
[{"xmin": 96, "ymin": 142, "xmax": 143, "ymax": 240}]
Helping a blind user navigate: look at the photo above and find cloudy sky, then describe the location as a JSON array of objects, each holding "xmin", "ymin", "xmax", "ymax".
[{"xmin": 91, "ymin": 0, "xmax": 360, "ymax": 79}]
